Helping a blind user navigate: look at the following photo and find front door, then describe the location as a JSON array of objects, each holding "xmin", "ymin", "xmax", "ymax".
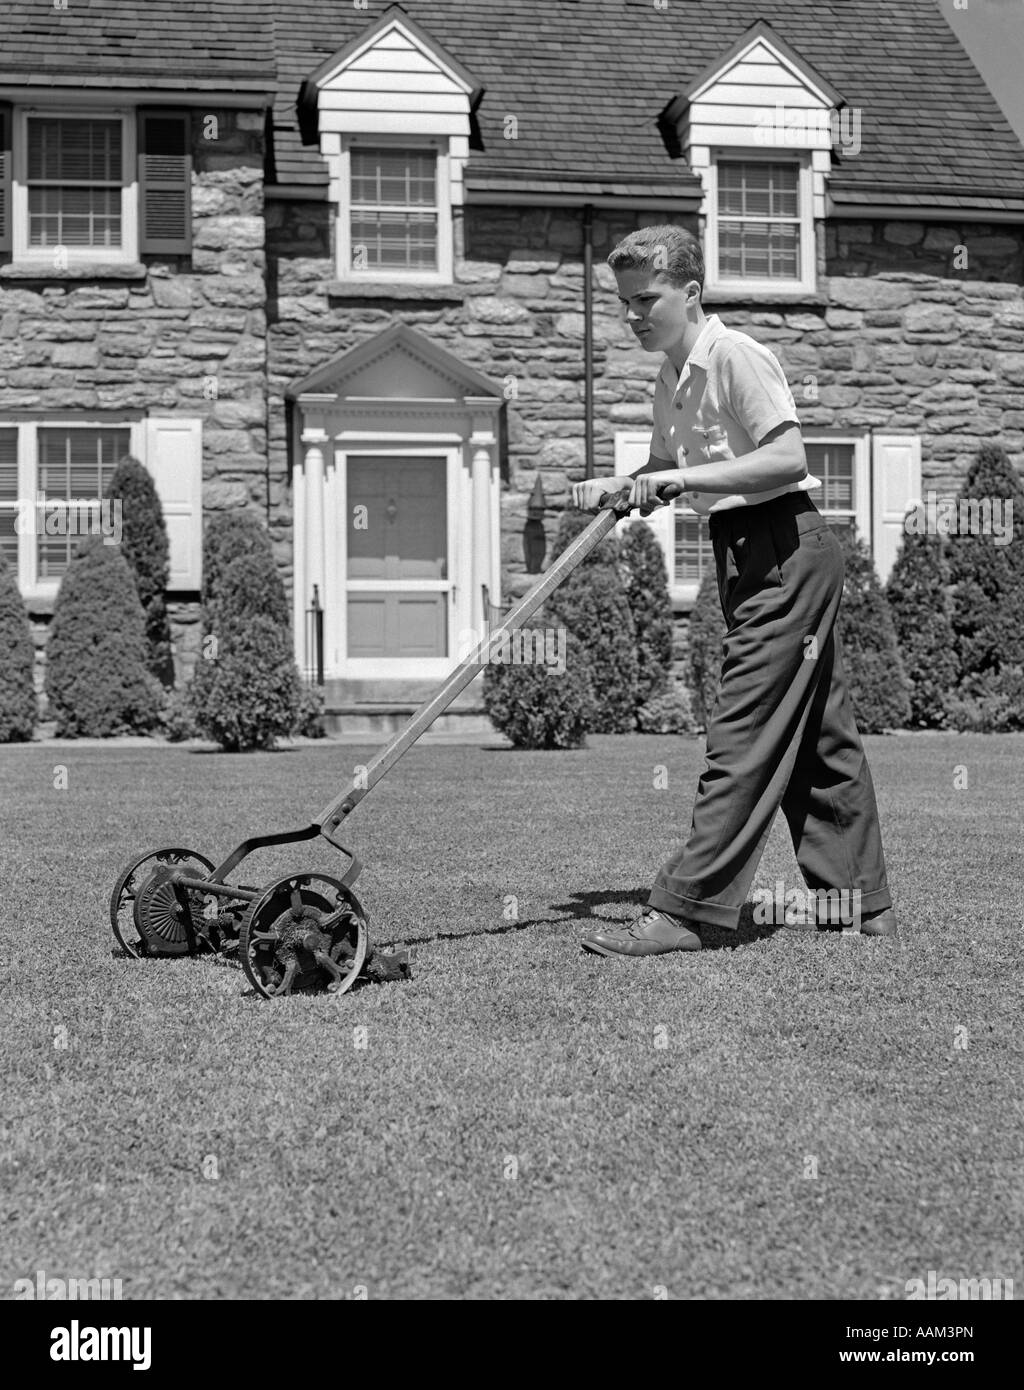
[{"xmin": 345, "ymin": 454, "xmax": 450, "ymax": 659}]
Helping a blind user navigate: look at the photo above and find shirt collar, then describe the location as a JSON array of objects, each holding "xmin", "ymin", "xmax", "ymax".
[
  {"xmin": 687, "ymin": 314, "xmax": 725, "ymax": 370},
  {"xmin": 659, "ymin": 314, "xmax": 725, "ymax": 391}
]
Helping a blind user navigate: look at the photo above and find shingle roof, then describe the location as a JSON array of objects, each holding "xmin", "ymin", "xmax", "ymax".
[
  {"xmin": 0, "ymin": 0, "xmax": 277, "ymax": 91},
  {"xmin": 1, "ymin": 1, "xmax": 1021, "ymax": 210}
]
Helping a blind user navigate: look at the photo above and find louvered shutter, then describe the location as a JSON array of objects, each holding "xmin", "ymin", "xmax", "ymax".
[
  {"xmin": 138, "ymin": 110, "xmax": 191, "ymax": 253},
  {"xmin": 0, "ymin": 104, "xmax": 11, "ymax": 252}
]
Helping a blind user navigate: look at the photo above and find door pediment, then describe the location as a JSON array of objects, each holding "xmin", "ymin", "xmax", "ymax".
[{"xmin": 286, "ymin": 321, "xmax": 503, "ymax": 404}]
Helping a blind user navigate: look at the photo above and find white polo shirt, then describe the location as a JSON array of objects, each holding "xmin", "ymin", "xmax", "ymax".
[{"xmin": 650, "ymin": 314, "xmax": 820, "ymax": 516}]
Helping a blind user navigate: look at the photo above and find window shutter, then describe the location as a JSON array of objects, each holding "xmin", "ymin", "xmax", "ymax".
[
  {"xmin": 871, "ymin": 434, "xmax": 922, "ymax": 585},
  {"xmin": 138, "ymin": 110, "xmax": 191, "ymax": 253},
  {"xmin": 144, "ymin": 416, "xmax": 203, "ymax": 589},
  {"xmin": 0, "ymin": 103, "xmax": 11, "ymax": 252}
]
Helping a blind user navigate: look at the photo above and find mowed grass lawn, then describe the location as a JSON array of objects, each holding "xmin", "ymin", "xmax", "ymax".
[{"xmin": 1, "ymin": 732, "xmax": 1022, "ymax": 1301}]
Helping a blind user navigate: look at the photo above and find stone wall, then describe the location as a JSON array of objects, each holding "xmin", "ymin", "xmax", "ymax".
[
  {"xmin": 268, "ymin": 205, "xmax": 1023, "ymax": 614},
  {"xmin": 0, "ymin": 108, "xmax": 269, "ymax": 693}
]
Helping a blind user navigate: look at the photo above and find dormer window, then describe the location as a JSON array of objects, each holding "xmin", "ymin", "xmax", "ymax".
[
  {"xmin": 347, "ymin": 141, "xmax": 444, "ymax": 275},
  {"xmin": 707, "ymin": 153, "xmax": 815, "ymax": 292},
  {"xmin": 302, "ymin": 8, "xmax": 477, "ymax": 288}
]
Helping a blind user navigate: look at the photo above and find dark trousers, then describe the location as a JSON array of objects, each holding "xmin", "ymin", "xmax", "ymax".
[{"xmin": 647, "ymin": 490, "xmax": 892, "ymax": 930}]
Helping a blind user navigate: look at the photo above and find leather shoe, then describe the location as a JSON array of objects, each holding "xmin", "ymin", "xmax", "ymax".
[
  {"xmin": 859, "ymin": 906, "xmax": 898, "ymax": 937},
  {"xmin": 813, "ymin": 905, "xmax": 898, "ymax": 936},
  {"xmin": 581, "ymin": 908, "xmax": 702, "ymax": 956}
]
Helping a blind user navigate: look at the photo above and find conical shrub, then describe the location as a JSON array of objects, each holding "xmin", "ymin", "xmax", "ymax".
[
  {"xmin": 44, "ymin": 540, "xmax": 161, "ymax": 736},
  {"xmin": 943, "ymin": 443, "xmax": 1024, "ymax": 729},
  {"xmin": 545, "ymin": 508, "xmax": 637, "ymax": 733},
  {"xmin": 834, "ymin": 527, "xmax": 912, "ymax": 733},
  {"xmin": 687, "ymin": 567, "xmax": 727, "ymax": 730},
  {"xmin": 619, "ymin": 518, "xmax": 675, "ymax": 710},
  {"xmin": 885, "ymin": 530, "xmax": 959, "ymax": 728},
  {"xmin": 0, "ymin": 551, "xmax": 38, "ymax": 742},
  {"xmin": 106, "ymin": 454, "xmax": 174, "ymax": 686}
]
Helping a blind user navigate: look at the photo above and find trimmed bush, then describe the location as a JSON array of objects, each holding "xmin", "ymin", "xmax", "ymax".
[
  {"xmin": 482, "ymin": 617, "xmax": 596, "ymax": 749},
  {"xmin": 106, "ymin": 455, "xmax": 174, "ymax": 686},
  {"xmin": 547, "ymin": 506, "xmax": 622, "ymax": 571},
  {"xmin": 203, "ymin": 509, "xmax": 277, "ymax": 606},
  {"xmin": 44, "ymin": 540, "xmax": 162, "ymax": 736},
  {"xmin": 687, "ymin": 568, "xmax": 727, "ymax": 730},
  {"xmin": 208, "ymin": 551, "xmax": 290, "ymax": 630},
  {"xmin": 885, "ymin": 531, "xmax": 960, "ymax": 729},
  {"xmin": 946, "ymin": 443, "xmax": 1024, "ymax": 726},
  {"xmin": 292, "ymin": 683, "xmax": 327, "ymax": 738},
  {"xmin": 189, "ymin": 510, "xmax": 301, "ymax": 750},
  {"xmin": 188, "ymin": 612, "xmax": 301, "ymax": 752},
  {"xmin": 161, "ymin": 687, "xmax": 199, "ymax": 743},
  {"xmin": 619, "ymin": 519, "xmax": 675, "ymax": 711},
  {"xmin": 833, "ymin": 526, "xmax": 913, "ymax": 734},
  {"xmin": 941, "ymin": 668, "xmax": 1024, "ymax": 733},
  {"xmin": 0, "ymin": 551, "xmax": 38, "ymax": 742},
  {"xmin": 636, "ymin": 683, "xmax": 697, "ymax": 734},
  {"xmin": 546, "ymin": 509, "xmax": 638, "ymax": 733}
]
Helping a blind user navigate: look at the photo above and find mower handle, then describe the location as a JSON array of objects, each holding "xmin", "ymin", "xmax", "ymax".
[
  {"xmin": 314, "ymin": 478, "xmax": 684, "ymax": 844},
  {"xmin": 596, "ymin": 478, "xmax": 684, "ymax": 511}
]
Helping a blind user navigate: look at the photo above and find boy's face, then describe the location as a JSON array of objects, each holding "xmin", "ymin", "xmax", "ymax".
[{"xmin": 614, "ymin": 266, "xmax": 699, "ymax": 354}]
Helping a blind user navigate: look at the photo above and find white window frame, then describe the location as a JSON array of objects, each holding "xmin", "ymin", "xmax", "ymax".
[
  {"xmin": 335, "ymin": 133, "xmax": 452, "ymax": 285},
  {"xmin": 705, "ymin": 148, "xmax": 815, "ymax": 296},
  {"xmin": 0, "ymin": 419, "xmax": 143, "ymax": 600},
  {"xmin": 803, "ymin": 431, "xmax": 871, "ymax": 538},
  {"xmin": 11, "ymin": 107, "xmax": 138, "ymax": 266},
  {"xmin": 613, "ymin": 431, "xmax": 712, "ymax": 610}
]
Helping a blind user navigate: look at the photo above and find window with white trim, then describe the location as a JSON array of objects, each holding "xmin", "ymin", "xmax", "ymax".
[
  {"xmin": 0, "ymin": 417, "xmax": 203, "ymax": 597},
  {"xmin": 706, "ymin": 151, "xmax": 815, "ymax": 294},
  {"xmin": 805, "ymin": 439, "xmax": 857, "ymax": 530},
  {"xmin": 1, "ymin": 106, "xmax": 192, "ymax": 264},
  {"xmin": 13, "ymin": 110, "xmax": 137, "ymax": 264},
  {"xmin": 337, "ymin": 135, "xmax": 452, "ymax": 282}
]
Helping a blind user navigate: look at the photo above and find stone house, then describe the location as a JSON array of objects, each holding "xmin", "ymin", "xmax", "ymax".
[{"xmin": 1, "ymin": 0, "xmax": 1022, "ymax": 732}]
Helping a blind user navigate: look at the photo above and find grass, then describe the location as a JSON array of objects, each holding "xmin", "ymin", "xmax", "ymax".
[{"xmin": 1, "ymin": 732, "xmax": 1022, "ymax": 1300}]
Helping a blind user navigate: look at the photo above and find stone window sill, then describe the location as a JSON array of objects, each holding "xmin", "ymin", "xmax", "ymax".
[
  {"xmin": 0, "ymin": 262, "xmax": 148, "ymax": 281},
  {"xmin": 702, "ymin": 287, "xmax": 828, "ymax": 308},
  {"xmin": 325, "ymin": 280, "xmax": 466, "ymax": 302}
]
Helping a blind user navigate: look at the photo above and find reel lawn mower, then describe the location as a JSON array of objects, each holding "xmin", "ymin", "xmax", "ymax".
[{"xmin": 109, "ymin": 480, "xmax": 681, "ymax": 999}]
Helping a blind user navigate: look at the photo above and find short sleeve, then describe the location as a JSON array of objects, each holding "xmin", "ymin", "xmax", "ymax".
[{"xmin": 718, "ymin": 340, "xmax": 800, "ymax": 446}]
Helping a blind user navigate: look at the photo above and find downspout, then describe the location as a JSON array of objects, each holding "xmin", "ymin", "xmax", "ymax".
[{"xmin": 583, "ymin": 203, "xmax": 594, "ymax": 474}]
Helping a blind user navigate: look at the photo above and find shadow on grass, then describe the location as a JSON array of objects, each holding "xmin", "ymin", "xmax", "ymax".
[{"xmin": 403, "ymin": 889, "xmax": 784, "ymax": 952}]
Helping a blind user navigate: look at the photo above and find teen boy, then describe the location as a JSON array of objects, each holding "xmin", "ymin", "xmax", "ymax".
[{"xmin": 571, "ymin": 225, "xmax": 896, "ymax": 955}]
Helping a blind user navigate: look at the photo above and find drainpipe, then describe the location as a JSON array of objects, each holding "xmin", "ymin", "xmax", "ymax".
[{"xmin": 582, "ymin": 203, "xmax": 594, "ymax": 475}]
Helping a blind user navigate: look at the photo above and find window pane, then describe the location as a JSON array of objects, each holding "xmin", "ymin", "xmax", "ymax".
[
  {"xmin": 0, "ymin": 429, "xmax": 17, "ymax": 503},
  {"xmin": 805, "ymin": 442, "xmax": 855, "ymax": 511},
  {"xmin": 674, "ymin": 511, "xmax": 713, "ymax": 583},
  {"xmin": 36, "ymin": 428, "xmax": 129, "ymax": 579},
  {"xmin": 351, "ymin": 149, "xmax": 436, "ymax": 206},
  {"xmin": 0, "ymin": 510, "xmax": 17, "ymax": 571},
  {"xmin": 351, "ymin": 211, "xmax": 438, "ymax": 271},
  {"xmin": 718, "ymin": 161, "xmax": 798, "ymax": 218},
  {"xmin": 28, "ymin": 187, "xmax": 122, "ymax": 248},
  {"xmin": 28, "ymin": 118, "xmax": 122, "ymax": 183},
  {"xmin": 718, "ymin": 219, "xmax": 799, "ymax": 279}
]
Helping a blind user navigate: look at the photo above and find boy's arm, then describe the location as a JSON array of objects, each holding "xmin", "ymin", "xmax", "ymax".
[{"xmin": 644, "ymin": 422, "xmax": 807, "ymax": 495}]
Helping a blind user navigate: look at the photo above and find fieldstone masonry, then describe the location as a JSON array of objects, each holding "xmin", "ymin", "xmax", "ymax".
[
  {"xmin": 6, "ymin": 109, "xmax": 1023, "ymax": 703},
  {"xmin": 267, "ymin": 202, "xmax": 1024, "ymax": 687}
]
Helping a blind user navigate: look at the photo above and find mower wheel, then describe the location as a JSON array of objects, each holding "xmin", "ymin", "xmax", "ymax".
[
  {"xmin": 240, "ymin": 873, "xmax": 369, "ymax": 1000},
  {"xmin": 110, "ymin": 847, "xmax": 216, "ymax": 958}
]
